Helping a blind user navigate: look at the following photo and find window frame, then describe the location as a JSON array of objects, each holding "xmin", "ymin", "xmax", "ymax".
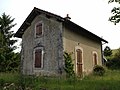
[
  {"xmin": 92, "ymin": 51, "xmax": 98, "ymax": 66},
  {"xmin": 35, "ymin": 21, "xmax": 43, "ymax": 38},
  {"xmin": 33, "ymin": 47, "xmax": 44, "ymax": 69}
]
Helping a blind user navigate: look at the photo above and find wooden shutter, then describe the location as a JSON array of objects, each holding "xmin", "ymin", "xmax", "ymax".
[
  {"xmin": 76, "ymin": 49, "xmax": 83, "ymax": 76},
  {"xmin": 77, "ymin": 49, "xmax": 82, "ymax": 63},
  {"xmin": 36, "ymin": 23, "xmax": 42, "ymax": 36},
  {"xmin": 77, "ymin": 49, "xmax": 80, "ymax": 63},
  {"xmin": 93, "ymin": 53, "xmax": 97, "ymax": 65},
  {"xmin": 35, "ymin": 49, "xmax": 42, "ymax": 68}
]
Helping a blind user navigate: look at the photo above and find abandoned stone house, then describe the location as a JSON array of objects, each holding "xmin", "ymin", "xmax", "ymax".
[{"xmin": 15, "ymin": 7, "xmax": 108, "ymax": 76}]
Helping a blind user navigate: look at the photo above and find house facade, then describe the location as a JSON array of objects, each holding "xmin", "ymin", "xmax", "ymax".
[{"xmin": 15, "ymin": 7, "xmax": 108, "ymax": 76}]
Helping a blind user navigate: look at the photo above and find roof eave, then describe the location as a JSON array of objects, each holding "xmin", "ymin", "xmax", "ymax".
[
  {"xmin": 64, "ymin": 20, "xmax": 108, "ymax": 43},
  {"xmin": 14, "ymin": 7, "xmax": 64, "ymax": 38},
  {"xmin": 14, "ymin": 7, "xmax": 108, "ymax": 44}
]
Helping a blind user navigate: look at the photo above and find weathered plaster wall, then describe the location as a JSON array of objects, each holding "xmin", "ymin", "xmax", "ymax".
[
  {"xmin": 63, "ymin": 27, "xmax": 102, "ymax": 75},
  {"xmin": 22, "ymin": 15, "xmax": 64, "ymax": 76},
  {"xmin": 21, "ymin": 13, "xmax": 102, "ymax": 76}
]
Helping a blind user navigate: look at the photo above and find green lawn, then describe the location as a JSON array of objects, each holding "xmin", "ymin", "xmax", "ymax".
[{"xmin": 0, "ymin": 70, "xmax": 120, "ymax": 90}]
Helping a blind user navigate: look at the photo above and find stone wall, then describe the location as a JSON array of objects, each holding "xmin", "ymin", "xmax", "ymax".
[{"xmin": 21, "ymin": 15, "xmax": 64, "ymax": 76}]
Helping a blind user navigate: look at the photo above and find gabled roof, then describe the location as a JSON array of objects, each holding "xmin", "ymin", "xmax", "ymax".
[{"xmin": 14, "ymin": 7, "xmax": 108, "ymax": 43}]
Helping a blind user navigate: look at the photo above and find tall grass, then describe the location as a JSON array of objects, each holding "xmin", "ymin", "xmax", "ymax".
[
  {"xmin": 0, "ymin": 72, "xmax": 19, "ymax": 83},
  {"xmin": 0, "ymin": 70, "xmax": 120, "ymax": 90}
]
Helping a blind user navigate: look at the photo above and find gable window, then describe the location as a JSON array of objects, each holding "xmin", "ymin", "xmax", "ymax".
[
  {"xmin": 35, "ymin": 21, "xmax": 43, "ymax": 37},
  {"xmin": 34, "ymin": 47, "xmax": 44, "ymax": 68},
  {"xmin": 93, "ymin": 52, "xmax": 98, "ymax": 66}
]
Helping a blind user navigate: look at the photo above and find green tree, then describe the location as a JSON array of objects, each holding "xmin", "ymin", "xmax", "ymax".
[
  {"xmin": 114, "ymin": 48, "xmax": 120, "ymax": 59},
  {"xmin": 64, "ymin": 52, "xmax": 75, "ymax": 78},
  {"xmin": 106, "ymin": 48, "xmax": 120, "ymax": 69},
  {"xmin": 109, "ymin": 0, "xmax": 120, "ymax": 24},
  {"xmin": 0, "ymin": 13, "xmax": 20, "ymax": 72},
  {"xmin": 104, "ymin": 46, "xmax": 112, "ymax": 57}
]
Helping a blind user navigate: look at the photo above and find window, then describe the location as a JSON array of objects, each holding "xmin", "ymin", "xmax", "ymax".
[
  {"xmin": 35, "ymin": 21, "xmax": 43, "ymax": 37},
  {"xmin": 34, "ymin": 47, "xmax": 43, "ymax": 68},
  {"xmin": 93, "ymin": 52, "xmax": 98, "ymax": 66},
  {"xmin": 76, "ymin": 49, "xmax": 83, "ymax": 76},
  {"xmin": 75, "ymin": 46, "xmax": 84, "ymax": 76}
]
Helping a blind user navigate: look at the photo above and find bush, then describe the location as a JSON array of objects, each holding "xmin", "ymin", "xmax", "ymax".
[
  {"xmin": 106, "ymin": 48, "xmax": 120, "ymax": 70},
  {"xmin": 93, "ymin": 65, "xmax": 105, "ymax": 76},
  {"xmin": 64, "ymin": 52, "xmax": 75, "ymax": 78},
  {"xmin": 106, "ymin": 58, "xmax": 120, "ymax": 70},
  {"xmin": 0, "ymin": 79, "xmax": 5, "ymax": 87}
]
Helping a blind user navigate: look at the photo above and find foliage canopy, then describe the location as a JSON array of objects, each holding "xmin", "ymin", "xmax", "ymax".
[
  {"xmin": 106, "ymin": 48, "xmax": 120, "ymax": 70},
  {"xmin": 64, "ymin": 52, "xmax": 75, "ymax": 78},
  {"xmin": 0, "ymin": 13, "xmax": 20, "ymax": 72},
  {"xmin": 104, "ymin": 46, "xmax": 112, "ymax": 57},
  {"xmin": 109, "ymin": 0, "xmax": 120, "ymax": 24}
]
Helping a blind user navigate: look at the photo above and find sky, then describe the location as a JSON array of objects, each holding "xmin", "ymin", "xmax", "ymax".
[{"xmin": 0, "ymin": 0, "xmax": 120, "ymax": 52}]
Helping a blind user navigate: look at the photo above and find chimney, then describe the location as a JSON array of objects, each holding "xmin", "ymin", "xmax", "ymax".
[{"xmin": 65, "ymin": 14, "xmax": 71, "ymax": 20}]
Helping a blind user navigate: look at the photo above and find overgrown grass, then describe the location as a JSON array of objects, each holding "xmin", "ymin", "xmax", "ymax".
[
  {"xmin": 0, "ymin": 72, "xmax": 19, "ymax": 83},
  {"xmin": 0, "ymin": 70, "xmax": 120, "ymax": 90}
]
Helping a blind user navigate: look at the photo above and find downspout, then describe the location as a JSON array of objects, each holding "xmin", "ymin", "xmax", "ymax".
[{"xmin": 101, "ymin": 41, "xmax": 108, "ymax": 65}]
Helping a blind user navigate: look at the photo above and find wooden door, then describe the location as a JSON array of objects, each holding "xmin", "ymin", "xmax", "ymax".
[{"xmin": 76, "ymin": 49, "xmax": 83, "ymax": 76}]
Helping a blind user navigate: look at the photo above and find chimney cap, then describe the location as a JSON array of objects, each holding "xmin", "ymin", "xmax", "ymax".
[{"xmin": 65, "ymin": 14, "xmax": 71, "ymax": 20}]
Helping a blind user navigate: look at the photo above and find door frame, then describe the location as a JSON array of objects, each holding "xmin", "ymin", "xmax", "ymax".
[{"xmin": 75, "ymin": 46, "xmax": 84, "ymax": 76}]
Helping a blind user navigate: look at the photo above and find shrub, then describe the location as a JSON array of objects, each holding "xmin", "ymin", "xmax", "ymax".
[
  {"xmin": 106, "ymin": 58, "xmax": 120, "ymax": 70},
  {"xmin": 93, "ymin": 65, "xmax": 105, "ymax": 76},
  {"xmin": 106, "ymin": 48, "xmax": 120, "ymax": 70},
  {"xmin": 0, "ymin": 79, "xmax": 5, "ymax": 87},
  {"xmin": 64, "ymin": 52, "xmax": 75, "ymax": 78}
]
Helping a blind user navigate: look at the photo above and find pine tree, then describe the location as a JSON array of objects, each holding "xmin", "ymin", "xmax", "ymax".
[{"xmin": 0, "ymin": 13, "xmax": 20, "ymax": 72}]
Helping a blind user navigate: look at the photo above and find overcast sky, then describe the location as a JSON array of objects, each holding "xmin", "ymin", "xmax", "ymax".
[{"xmin": 0, "ymin": 0, "xmax": 120, "ymax": 52}]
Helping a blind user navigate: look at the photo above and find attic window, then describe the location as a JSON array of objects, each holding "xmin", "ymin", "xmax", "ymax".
[{"xmin": 35, "ymin": 21, "xmax": 43, "ymax": 37}]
